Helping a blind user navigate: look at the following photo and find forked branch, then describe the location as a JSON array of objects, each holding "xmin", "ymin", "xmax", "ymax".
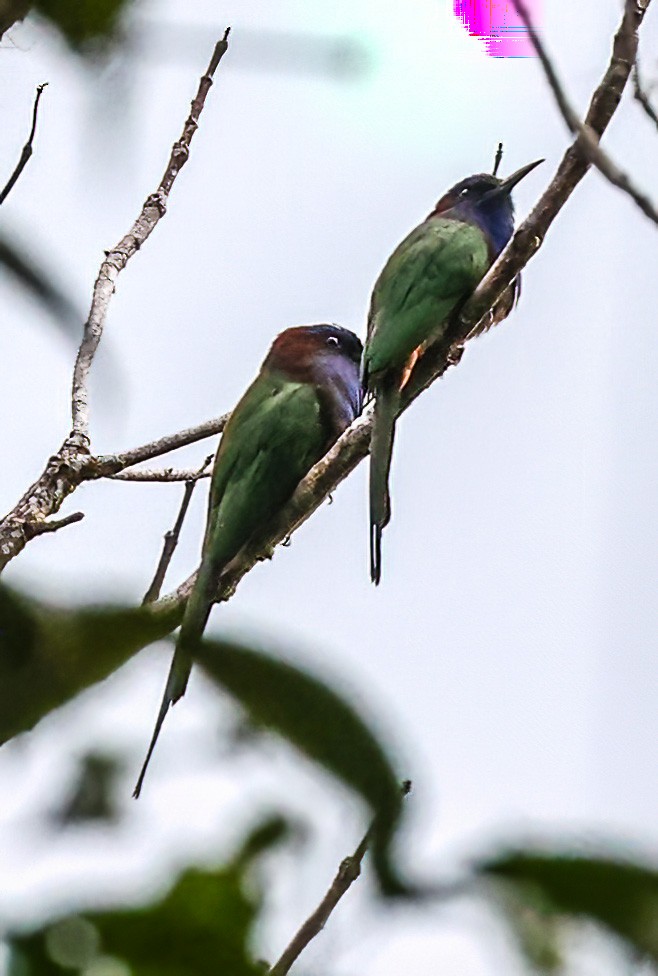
[
  {"xmin": 511, "ymin": 0, "xmax": 658, "ymax": 227},
  {"xmin": 0, "ymin": 32, "xmax": 231, "ymax": 571}
]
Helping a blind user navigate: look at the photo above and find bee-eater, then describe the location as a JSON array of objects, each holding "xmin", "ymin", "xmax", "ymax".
[
  {"xmin": 362, "ymin": 160, "xmax": 542, "ymax": 585},
  {"xmin": 134, "ymin": 324, "xmax": 363, "ymax": 796}
]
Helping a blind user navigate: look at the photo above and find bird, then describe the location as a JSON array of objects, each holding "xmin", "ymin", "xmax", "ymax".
[
  {"xmin": 134, "ymin": 324, "xmax": 363, "ymax": 797},
  {"xmin": 362, "ymin": 159, "xmax": 543, "ymax": 585}
]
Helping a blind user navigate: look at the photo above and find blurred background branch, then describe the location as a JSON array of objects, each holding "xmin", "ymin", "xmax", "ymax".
[
  {"xmin": 633, "ymin": 57, "xmax": 658, "ymax": 129},
  {"xmin": 511, "ymin": 0, "xmax": 658, "ymax": 227}
]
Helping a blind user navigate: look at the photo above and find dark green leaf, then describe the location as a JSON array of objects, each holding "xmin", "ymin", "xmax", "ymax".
[
  {"xmin": 90, "ymin": 869, "xmax": 258, "ymax": 976},
  {"xmin": 6, "ymin": 820, "xmax": 291, "ymax": 976},
  {"xmin": 486, "ymin": 875, "xmax": 563, "ymax": 973},
  {"xmin": 0, "ymin": 232, "xmax": 80, "ymax": 337},
  {"xmin": 35, "ymin": 0, "xmax": 132, "ymax": 49},
  {"xmin": 197, "ymin": 638, "xmax": 409, "ymax": 895},
  {"xmin": 0, "ymin": 1, "xmax": 31, "ymax": 42},
  {"xmin": 234, "ymin": 814, "xmax": 296, "ymax": 869},
  {"xmin": 480, "ymin": 850, "xmax": 658, "ymax": 962},
  {"xmin": 0, "ymin": 583, "xmax": 182, "ymax": 745}
]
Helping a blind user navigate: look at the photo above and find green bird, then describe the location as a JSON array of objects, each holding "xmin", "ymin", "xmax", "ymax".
[
  {"xmin": 134, "ymin": 324, "xmax": 363, "ymax": 797},
  {"xmin": 362, "ymin": 160, "xmax": 542, "ymax": 584}
]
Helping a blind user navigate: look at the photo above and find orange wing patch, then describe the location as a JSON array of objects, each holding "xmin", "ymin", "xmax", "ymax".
[{"xmin": 399, "ymin": 343, "xmax": 426, "ymax": 391}]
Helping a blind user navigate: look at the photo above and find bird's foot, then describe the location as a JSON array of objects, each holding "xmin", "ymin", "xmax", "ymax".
[{"xmin": 447, "ymin": 343, "xmax": 464, "ymax": 367}]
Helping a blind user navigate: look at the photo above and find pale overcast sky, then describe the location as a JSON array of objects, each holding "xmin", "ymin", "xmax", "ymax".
[{"xmin": 1, "ymin": 1, "xmax": 657, "ymax": 973}]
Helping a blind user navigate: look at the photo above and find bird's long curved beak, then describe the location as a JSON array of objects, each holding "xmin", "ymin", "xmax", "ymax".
[{"xmin": 498, "ymin": 158, "xmax": 544, "ymax": 194}]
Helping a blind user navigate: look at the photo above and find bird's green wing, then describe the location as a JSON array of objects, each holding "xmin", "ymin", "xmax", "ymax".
[
  {"xmin": 132, "ymin": 373, "xmax": 326, "ymax": 798},
  {"xmin": 203, "ymin": 372, "xmax": 325, "ymax": 570},
  {"xmin": 365, "ymin": 217, "xmax": 490, "ymax": 380}
]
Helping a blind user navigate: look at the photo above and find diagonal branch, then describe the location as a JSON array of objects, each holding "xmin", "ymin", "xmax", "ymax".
[
  {"xmin": 71, "ymin": 28, "xmax": 231, "ymax": 444},
  {"xmin": 0, "ymin": 33, "xmax": 231, "ymax": 573},
  {"xmin": 268, "ymin": 782, "xmax": 412, "ymax": 976},
  {"xmin": 511, "ymin": 0, "xmax": 658, "ymax": 227},
  {"xmin": 269, "ymin": 833, "xmax": 370, "ymax": 976},
  {"xmin": 149, "ymin": 0, "xmax": 652, "ymax": 625},
  {"xmin": 142, "ymin": 455, "xmax": 213, "ymax": 604},
  {"xmin": 0, "ymin": 82, "xmax": 48, "ymax": 206}
]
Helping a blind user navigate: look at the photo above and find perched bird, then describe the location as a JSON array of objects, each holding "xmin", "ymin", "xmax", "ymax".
[
  {"xmin": 362, "ymin": 160, "xmax": 543, "ymax": 585},
  {"xmin": 134, "ymin": 324, "xmax": 363, "ymax": 797}
]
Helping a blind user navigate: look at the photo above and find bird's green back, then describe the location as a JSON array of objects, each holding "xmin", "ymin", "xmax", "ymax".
[
  {"xmin": 365, "ymin": 216, "xmax": 490, "ymax": 379},
  {"xmin": 203, "ymin": 369, "xmax": 327, "ymax": 573}
]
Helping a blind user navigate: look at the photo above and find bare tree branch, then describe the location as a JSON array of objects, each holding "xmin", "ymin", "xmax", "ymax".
[
  {"xmin": 93, "ymin": 412, "xmax": 228, "ymax": 477},
  {"xmin": 269, "ymin": 831, "xmax": 370, "ymax": 976},
  {"xmin": 142, "ymin": 455, "xmax": 213, "ymax": 604},
  {"xmin": 0, "ymin": 82, "xmax": 48, "ymax": 205},
  {"xmin": 24, "ymin": 510, "xmax": 84, "ymax": 539},
  {"xmin": 70, "ymin": 27, "xmax": 231, "ymax": 445},
  {"xmin": 149, "ymin": 0, "xmax": 652, "ymax": 625},
  {"xmin": 0, "ymin": 33, "xmax": 231, "ymax": 573},
  {"xmin": 511, "ymin": 0, "xmax": 658, "ymax": 227},
  {"xmin": 633, "ymin": 58, "xmax": 658, "ymax": 130},
  {"xmin": 110, "ymin": 467, "xmax": 212, "ymax": 483},
  {"xmin": 268, "ymin": 782, "xmax": 412, "ymax": 976}
]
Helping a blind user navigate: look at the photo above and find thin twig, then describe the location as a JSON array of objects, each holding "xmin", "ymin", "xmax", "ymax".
[
  {"xmin": 633, "ymin": 59, "xmax": 658, "ymax": 130},
  {"xmin": 0, "ymin": 34, "xmax": 231, "ymax": 572},
  {"xmin": 511, "ymin": 0, "xmax": 658, "ymax": 227},
  {"xmin": 0, "ymin": 83, "xmax": 48, "ymax": 206},
  {"xmin": 24, "ymin": 511, "xmax": 84, "ymax": 539},
  {"xmin": 269, "ymin": 835, "xmax": 369, "ymax": 976},
  {"xmin": 70, "ymin": 27, "xmax": 231, "ymax": 445},
  {"xmin": 93, "ymin": 412, "xmax": 229, "ymax": 477},
  {"xmin": 110, "ymin": 467, "xmax": 212, "ymax": 483},
  {"xmin": 268, "ymin": 782, "xmax": 412, "ymax": 976},
  {"xmin": 142, "ymin": 455, "xmax": 213, "ymax": 604}
]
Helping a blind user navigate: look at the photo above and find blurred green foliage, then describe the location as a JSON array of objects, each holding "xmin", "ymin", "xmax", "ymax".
[
  {"xmin": 0, "ymin": 582, "xmax": 408, "ymax": 894},
  {"xmin": 50, "ymin": 751, "xmax": 125, "ymax": 826},
  {"xmin": 0, "ymin": 584, "xmax": 182, "ymax": 745},
  {"xmin": 0, "ymin": 233, "xmax": 81, "ymax": 340},
  {"xmin": 0, "ymin": 0, "xmax": 133, "ymax": 48},
  {"xmin": 35, "ymin": 0, "xmax": 132, "ymax": 49},
  {"xmin": 6, "ymin": 818, "xmax": 288, "ymax": 976},
  {"xmin": 198, "ymin": 637, "xmax": 407, "ymax": 896},
  {"xmin": 481, "ymin": 849, "xmax": 658, "ymax": 971}
]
